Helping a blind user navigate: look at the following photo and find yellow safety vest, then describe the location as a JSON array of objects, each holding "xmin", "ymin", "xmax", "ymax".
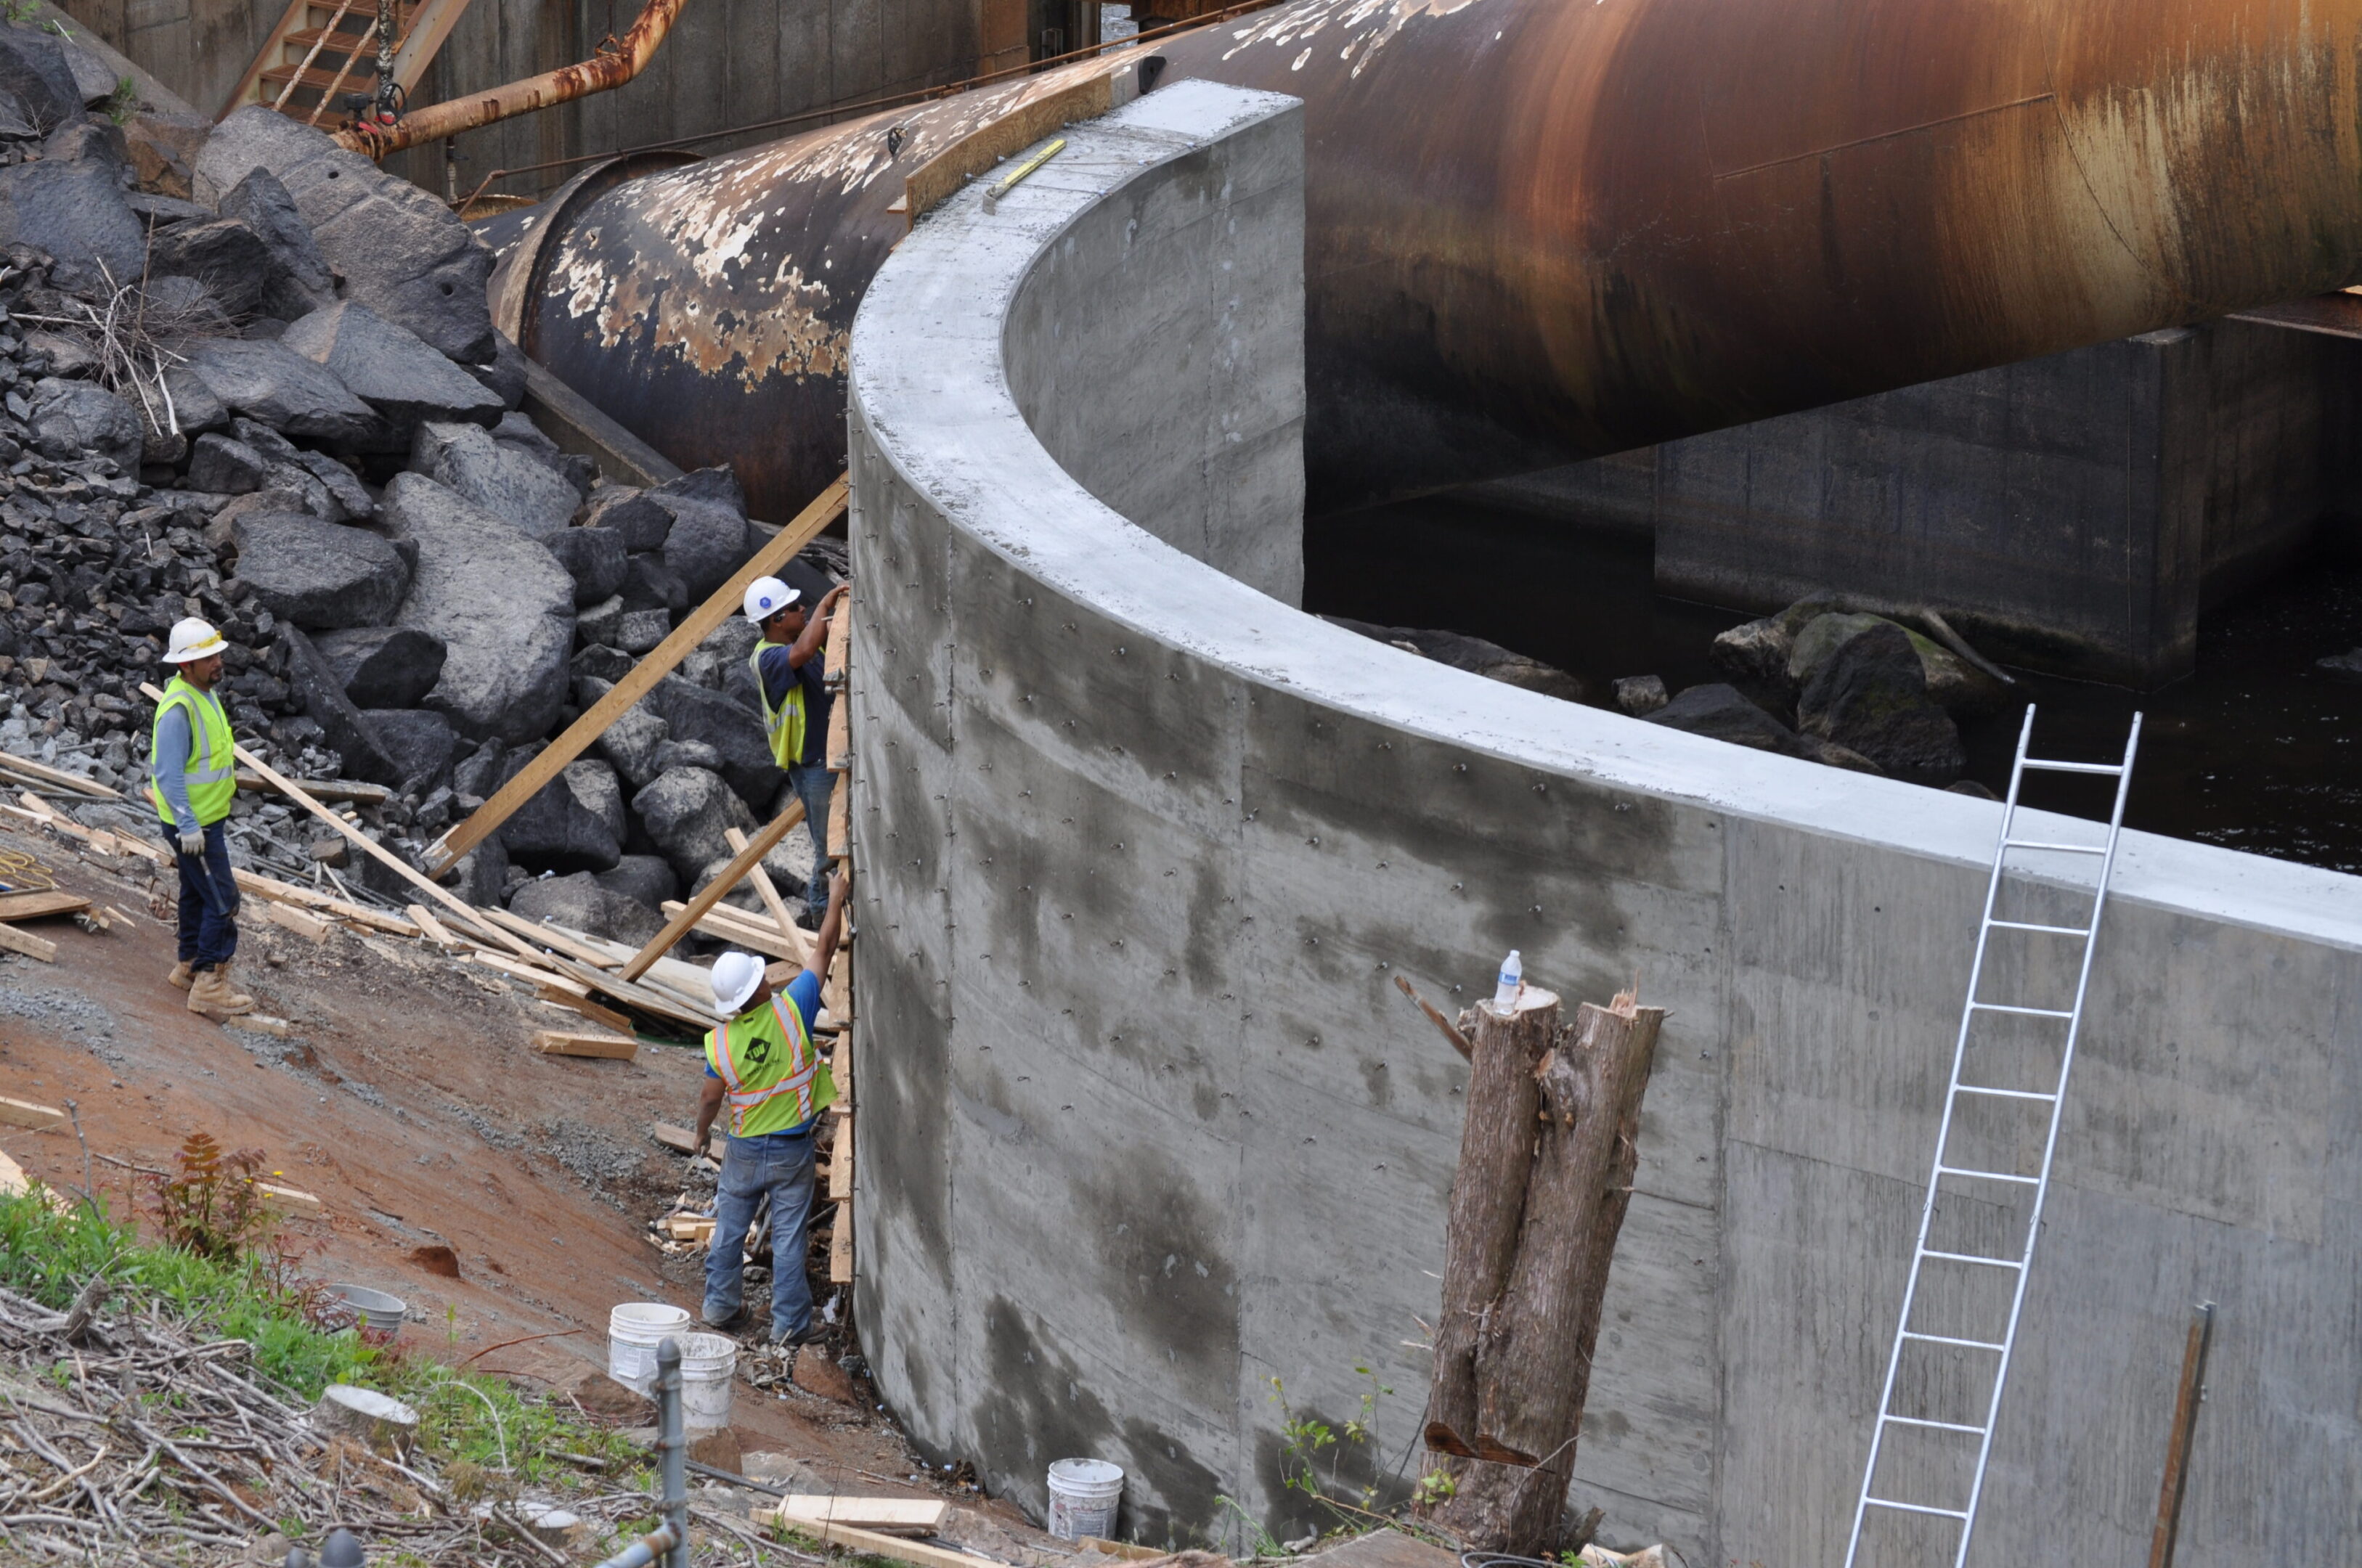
[
  {"xmin": 704, "ymin": 992, "xmax": 834, "ymax": 1138},
  {"xmin": 749, "ymin": 641, "xmax": 807, "ymax": 769},
  {"xmin": 148, "ymin": 675, "xmax": 237, "ymax": 828}
]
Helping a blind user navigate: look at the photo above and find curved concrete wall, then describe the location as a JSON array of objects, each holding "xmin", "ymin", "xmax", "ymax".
[{"xmin": 846, "ymin": 80, "xmax": 2362, "ymax": 1565}]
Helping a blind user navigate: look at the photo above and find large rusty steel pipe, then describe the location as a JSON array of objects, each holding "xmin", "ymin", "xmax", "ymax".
[
  {"xmin": 497, "ymin": 0, "xmax": 2362, "ymax": 522},
  {"xmin": 336, "ymin": 0, "xmax": 689, "ymax": 157}
]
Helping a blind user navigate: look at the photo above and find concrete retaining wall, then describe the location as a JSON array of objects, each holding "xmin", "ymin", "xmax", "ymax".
[{"xmin": 847, "ymin": 78, "xmax": 2362, "ymax": 1567}]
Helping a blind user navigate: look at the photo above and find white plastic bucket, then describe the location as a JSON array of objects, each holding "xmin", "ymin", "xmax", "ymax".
[
  {"xmin": 608, "ymin": 1303, "xmax": 691, "ymax": 1395},
  {"xmin": 1046, "ymin": 1457, "xmax": 1123, "ymax": 1541},
  {"xmin": 679, "ymin": 1331, "xmax": 737, "ymax": 1432},
  {"xmin": 327, "ymin": 1283, "xmax": 405, "ymax": 1335}
]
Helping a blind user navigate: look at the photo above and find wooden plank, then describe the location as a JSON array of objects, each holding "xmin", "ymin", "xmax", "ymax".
[
  {"xmin": 0, "ymin": 1147, "xmax": 30, "ymax": 1198},
  {"xmin": 823, "ymin": 949, "xmax": 850, "ymax": 1021},
  {"xmin": 622, "ymin": 801, "xmax": 806, "ymax": 982},
  {"xmin": 826, "ymin": 773, "xmax": 849, "ymax": 861},
  {"xmin": 667, "ymin": 1212, "xmax": 716, "ymax": 1241},
  {"xmin": 835, "ymin": 1021, "xmax": 855, "ymax": 1106},
  {"xmin": 233, "ymin": 770, "xmax": 389, "ymax": 805},
  {"xmin": 0, "ymin": 922, "xmax": 57, "ymax": 963},
  {"xmin": 0, "ymin": 891, "xmax": 89, "ymax": 923},
  {"xmin": 537, "ymin": 987, "xmax": 635, "ymax": 1034},
  {"xmin": 233, "ymin": 873, "xmax": 419, "ymax": 936},
  {"xmin": 764, "ymin": 1496, "xmax": 947, "ymax": 1534},
  {"xmin": 828, "ymin": 1118, "xmax": 853, "ymax": 1201},
  {"xmin": 1080, "ymin": 1539, "xmax": 1165, "ymax": 1563},
  {"xmin": 134, "ymin": 689, "xmax": 546, "ymax": 968},
  {"xmin": 722, "ymin": 825, "xmax": 805, "ymax": 955},
  {"xmin": 662, "ymin": 899, "xmax": 810, "ymax": 964},
  {"xmin": 426, "ymin": 475, "xmax": 849, "ymax": 875},
  {"xmin": 481, "ymin": 906, "xmax": 624, "ymax": 968},
  {"xmin": 468, "ymin": 950, "xmax": 587, "ymax": 994},
  {"xmin": 15, "ymin": 790, "xmax": 55, "ymax": 822},
  {"xmin": 823, "ymin": 587, "xmax": 851, "ymax": 687},
  {"xmin": 407, "ymin": 905, "xmax": 463, "ymax": 949},
  {"xmin": 534, "ymin": 949, "xmax": 720, "ymax": 1031},
  {"xmin": 0, "ymin": 751, "xmax": 118, "ymax": 797},
  {"xmin": 532, "ymin": 1029, "xmax": 640, "ymax": 1061},
  {"xmin": 826, "ymin": 688, "xmax": 851, "ymax": 772},
  {"xmin": 758, "ymin": 1517, "xmax": 982, "ymax": 1568},
  {"xmin": 261, "ymin": 902, "xmax": 331, "ymax": 943},
  {"xmin": 256, "ymin": 1181, "xmax": 322, "ymax": 1213},
  {"xmin": 828, "ymin": 1209, "xmax": 853, "ymax": 1283},
  {"xmin": 0, "ymin": 1096, "xmax": 63, "ymax": 1130},
  {"xmin": 653, "ymin": 1122, "xmax": 727, "ymax": 1160}
]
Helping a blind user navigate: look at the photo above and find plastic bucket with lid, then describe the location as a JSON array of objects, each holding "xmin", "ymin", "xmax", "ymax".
[
  {"xmin": 608, "ymin": 1303, "xmax": 691, "ymax": 1395},
  {"xmin": 678, "ymin": 1331, "xmax": 737, "ymax": 1432},
  {"xmin": 327, "ymin": 1283, "xmax": 405, "ymax": 1335},
  {"xmin": 1046, "ymin": 1458, "xmax": 1124, "ymax": 1541}
]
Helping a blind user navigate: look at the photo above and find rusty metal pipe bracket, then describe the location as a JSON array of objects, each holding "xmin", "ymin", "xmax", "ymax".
[{"xmin": 334, "ymin": 0, "xmax": 688, "ymax": 157}]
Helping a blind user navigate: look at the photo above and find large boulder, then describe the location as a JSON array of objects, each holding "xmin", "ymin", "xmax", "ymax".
[
  {"xmin": 1787, "ymin": 610, "xmax": 2000, "ymax": 716},
  {"xmin": 410, "ymin": 420, "xmax": 579, "ymax": 542},
  {"xmin": 563, "ymin": 758, "xmax": 627, "ymax": 841},
  {"xmin": 182, "ymin": 337, "xmax": 383, "ymax": 446},
  {"xmin": 359, "ymin": 706, "xmax": 457, "ymax": 793},
  {"xmin": 25, "ymin": 379, "xmax": 139, "ymax": 472},
  {"xmin": 192, "ymin": 107, "xmax": 496, "ymax": 364},
  {"xmin": 124, "ymin": 109, "xmax": 211, "ymax": 200},
  {"xmin": 470, "ymin": 332, "xmax": 528, "ymax": 410},
  {"xmin": 619, "ymin": 552, "xmax": 688, "ymax": 616},
  {"xmin": 630, "ymin": 765, "xmax": 757, "ymax": 883},
  {"xmin": 1640, "ymin": 683, "xmax": 1812, "ymax": 758},
  {"xmin": 650, "ymin": 470, "xmax": 752, "ymax": 603},
  {"xmin": 0, "ymin": 157, "xmax": 144, "ymax": 294},
  {"xmin": 231, "ymin": 512, "xmax": 409, "ymax": 629},
  {"xmin": 276, "ymin": 626, "xmax": 404, "ymax": 785},
  {"xmin": 149, "ymin": 216, "xmax": 315, "ymax": 323},
  {"xmin": 1796, "ymin": 621, "xmax": 1964, "ymax": 784},
  {"xmin": 1323, "ymin": 616, "xmax": 1588, "ymax": 703},
  {"xmin": 510, "ymin": 870, "xmax": 664, "ymax": 947},
  {"xmin": 577, "ymin": 672, "xmax": 668, "ymax": 788},
  {"xmin": 655, "ymin": 674, "xmax": 781, "ymax": 810},
  {"xmin": 311, "ymin": 625, "xmax": 447, "ymax": 709},
  {"xmin": 583, "ymin": 486, "xmax": 672, "ymax": 552},
  {"xmin": 0, "ymin": 26, "xmax": 88, "ymax": 131},
  {"xmin": 187, "ymin": 433, "xmax": 271, "ymax": 495},
  {"xmin": 282, "ymin": 302, "xmax": 504, "ymax": 439},
  {"xmin": 596, "ymin": 854, "xmax": 677, "ymax": 912},
  {"xmin": 378, "ymin": 472, "xmax": 574, "ymax": 745},
  {"xmin": 494, "ymin": 754, "xmax": 621, "ymax": 875},
  {"xmin": 160, "ymin": 362, "xmax": 229, "ymax": 433},
  {"xmin": 216, "ymin": 168, "xmax": 336, "ymax": 317},
  {"xmin": 546, "ymin": 526, "xmax": 627, "ymax": 606}
]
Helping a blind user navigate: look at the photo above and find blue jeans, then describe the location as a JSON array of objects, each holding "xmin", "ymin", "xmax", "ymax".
[
  {"xmin": 161, "ymin": 822, "xmax": 238, "ymax": 969},
  {"xmin": 704, "ymin": 1125, "xmax": 818, "ymax": 1339},
  {"xmin": 788, "ymin": 761, "xmax": 834, "ymax": 914}
]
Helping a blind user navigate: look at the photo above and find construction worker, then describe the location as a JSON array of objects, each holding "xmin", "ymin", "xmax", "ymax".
[
  {"xmin": 692, "ymin": 867, "xmax": 852, "ymax": 1344},
  {"xmin": 149, "ymin": 617, "xmax": 254, "ymax": 1017},
  {"xmin": 744, "ymin": 575, "xmax": 848, "ymax": 917}
]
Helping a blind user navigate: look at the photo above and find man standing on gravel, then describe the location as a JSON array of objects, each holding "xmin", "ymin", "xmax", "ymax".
[
  {"xmin": 148, "ymin": 617, "xmax": 254, "ymax": 1018},
  {"xmin": 742, "ymin": 574, "xmax": 848, "ymax": 919},
  {"xmin": 692, "ymin": 867, "xmax": 852, "ymax": 1345}
]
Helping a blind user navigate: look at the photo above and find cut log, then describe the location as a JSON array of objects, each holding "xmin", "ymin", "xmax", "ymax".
[
  {"xmin": 1420, "ymin": 987, "xmax": 1664, "ymax": 1556},
  {"xmin": 314, "ymin": 1384, "xmax": 417, "ymax": 1453},
  {"xmin": 533, "ymin": 1029, "xmax": 640, "ymax": 1061}
]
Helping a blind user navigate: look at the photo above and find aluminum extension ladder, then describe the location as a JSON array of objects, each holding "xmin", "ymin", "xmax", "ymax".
[{"xmin": 1843, "ymin": 705, "xmax": 2142, "ymax": 1568}]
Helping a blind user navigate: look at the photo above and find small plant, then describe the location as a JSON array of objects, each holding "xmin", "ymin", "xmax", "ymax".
[
  {"xmin": 104, "ymin": 75, "xmax": 136, "ymax": 125},
  {"xmin": 152, "ymin": 1132, "xmax": 275, "ymax": 1262},
  {"xmin": 1268, "ymin": 1367, "xmax": 1393, "ymax": 1512},
  {"xmin": 1215, "ymin": 1493, "xmax": 1282, "ymax": 1559},
  {"xmin": 0, "ymin": 0, "xmax": 37, "ymax": 24},
  {"xmin": 1412, "ymin": 1469, "xmax": 1456, "ymax": 1508}
]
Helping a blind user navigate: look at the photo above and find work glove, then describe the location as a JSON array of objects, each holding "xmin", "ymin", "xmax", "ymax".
[{"xmin": 176, "ymin": 830, "xmax": 204, "ymax": 857}]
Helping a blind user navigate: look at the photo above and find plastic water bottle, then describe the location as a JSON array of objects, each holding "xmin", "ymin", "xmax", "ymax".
[{"xmin": 1493, "ymin": 950, "xmax": 1522, "ymax": 1009}]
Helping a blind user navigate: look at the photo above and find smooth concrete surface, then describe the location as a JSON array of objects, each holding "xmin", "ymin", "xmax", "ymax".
[
  {"xmin": 1473, "ymin": 319, "xmax": 2362, "ymax": 685},
  {"xmin": 847, "ymin": 77, "xmax": 2362, "ymax": 1567}
]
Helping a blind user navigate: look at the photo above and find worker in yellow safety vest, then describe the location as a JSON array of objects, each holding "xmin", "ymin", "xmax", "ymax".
[
  {"xmin": 743, "ymin": 574, "xmax": 847, "ymax": 917},
  {"xmin": 691, "ymin": 865, "xmax": 852, "ymax": 1344},
  {"xmin": 147, "ymin": 617, "xmax": 256, "ymax": 1018}
]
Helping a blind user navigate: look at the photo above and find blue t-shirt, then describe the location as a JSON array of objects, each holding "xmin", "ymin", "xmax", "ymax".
[
  {"xmin": 705, "ymin": 969, "xmax": 823, "ymax": 1079},
  {"xmin": 756, "ymin": 642, "xmax": 832, "ymax": 768}
]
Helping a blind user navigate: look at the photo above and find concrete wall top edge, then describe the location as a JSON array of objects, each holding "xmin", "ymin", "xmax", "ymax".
[{"xmin": 847, "ymin": 82, "xmax": 2362, "ymax": 958}]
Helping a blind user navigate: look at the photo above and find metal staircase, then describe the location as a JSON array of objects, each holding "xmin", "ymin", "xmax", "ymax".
[
  {"xmin": 1844, "ymin": 704, "xmax": 2142, "ymax": 1568},
  {"xmin": 221, "ymin": 0, "xmax": 473, "ymax": 127}
]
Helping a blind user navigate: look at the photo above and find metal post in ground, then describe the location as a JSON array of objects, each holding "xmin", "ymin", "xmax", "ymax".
[{"xmin": 588, "ymin": 1336, "xmax": 689, "ymax": 1568}]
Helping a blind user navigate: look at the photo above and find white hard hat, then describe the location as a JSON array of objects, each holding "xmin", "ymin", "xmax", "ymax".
[
  {"xmin": 709, "ymin": 950, "xmax": 766, "ymax": 1014},
  {"xmin": 163, "ymin": 617, "xmax": 228, "ymax": 664},
  {"xmin": 744, "ymin": 576, "xmax": 800, "ymax": 622}
]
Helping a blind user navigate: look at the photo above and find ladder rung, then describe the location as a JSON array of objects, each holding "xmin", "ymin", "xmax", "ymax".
[
  {"xmin": 1921, "ymin": 1246, "xmax": 2026, "ymax": 1267},
  {"xmin": 1952, "ymin": 1082, "xmax": 2058, "ymax": 1102},
  {"xmin": 1863, "ymin": 1498, "xmax": 1972, "ymax": 1520},
  {"xmin": 1902, "ymin": 1330, "xmax": 2008, "ymax": 1351},
  {"xmin": 1880, "ymin": 1413, "xmax": 1990, "ymax": 1434},
  {"xmin": 1986, "ymin": 919, "xmax": 2090, "ymax": 936},
  {"xmin": 2003, "ymin": 839, "xmax": 2109, "ymax": 855},
  {"xmin": 1934, "ymin": 1163, "xmax": 2040, "ymax": 1185},
  {"xmin": 2020, "ymin": 759, "xmax": 2122, "ymax": 776},
  {"xmin": 1968, "ymin": 1002, "xmax": 2074, "ymax": 1018}
]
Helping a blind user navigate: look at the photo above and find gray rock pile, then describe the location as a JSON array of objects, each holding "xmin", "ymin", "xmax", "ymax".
[{"xmin": 0, "ymin": 73, "xmax": 844, "ymax": 942}]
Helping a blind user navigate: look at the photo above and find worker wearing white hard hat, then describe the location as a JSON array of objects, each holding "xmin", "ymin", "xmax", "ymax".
[
  {"xmin": 744, "ymin": 573, "xmax": 847, "ymax": 910},
  {"xmin": 692, "ymin": 866, "xmax": 855, "ymax": 1345},
  {"xmin": 147, "ymin": 618, "xmax": 255, "ymax": 1018}
]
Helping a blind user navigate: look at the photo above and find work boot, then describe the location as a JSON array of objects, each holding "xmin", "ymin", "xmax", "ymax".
[
  {"xmin": 187, "ymin": 963, "xmax": 255, "ymax": 1018},
  {"xmin": 166, "ymin": 960, "xmax": 195, "ymax": 991}
]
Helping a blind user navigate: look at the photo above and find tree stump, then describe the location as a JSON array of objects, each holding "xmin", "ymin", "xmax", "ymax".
[
  {"xmin": 1419, "ymin": 987, "xmax": 1665, "ymax": 1555},
  {"xmin": 314, "ymin": 1384, "xmax": 419, "ymax": 1455}
]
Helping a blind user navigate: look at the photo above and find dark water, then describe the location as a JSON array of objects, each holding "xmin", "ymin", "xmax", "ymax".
[{"xmin": 1306, "ymin": 497, "xmax": 2362, "ymax": 874}]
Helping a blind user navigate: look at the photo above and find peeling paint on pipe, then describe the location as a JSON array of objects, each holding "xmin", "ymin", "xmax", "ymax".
[{"xmin": 505, "ymin": 0, "xmax": 2362, "ymax": 521}]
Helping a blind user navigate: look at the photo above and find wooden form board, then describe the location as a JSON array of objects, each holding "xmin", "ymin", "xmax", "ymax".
[
  {"xmin": 762, "ymin": 1496, "xmax": 946, "ymax": 1534},
  {"xmin": 533, "ymin": 1029, "xmax": 640, "ymax": 1061},
  {"xmin": 823, "ymin": 590, "xmax": 851, "ymax": 689},
  {"xmin": 826, "ymin": 775, "xmax": 849, "ymax": 861},
  {"xmin": 828, "ymin": 1207, "xmax": 854, "ymax": 1283},
  {"xmin": 828, "ymin": 1119, "xmax": 853, "ymax": 1201},
  {"xmin": 0, "ymin": 891, "xmax": 88, "ymax": 923},
  {"xmin": 0, "ymin": 922, "xmax": 57, "ymax": 962},
  {"xmin": 826, "ymin": 690, "xmax": 851, "ymax": 772},
  {"xmin": 428, "ymin": 475, "xmax": 848, "ymax": 875}
]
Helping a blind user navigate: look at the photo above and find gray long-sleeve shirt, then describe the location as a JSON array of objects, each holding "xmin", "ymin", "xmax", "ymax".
[{"xmin": 152, "ymin": 687, "xmax": 229, "ymax": 833}]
